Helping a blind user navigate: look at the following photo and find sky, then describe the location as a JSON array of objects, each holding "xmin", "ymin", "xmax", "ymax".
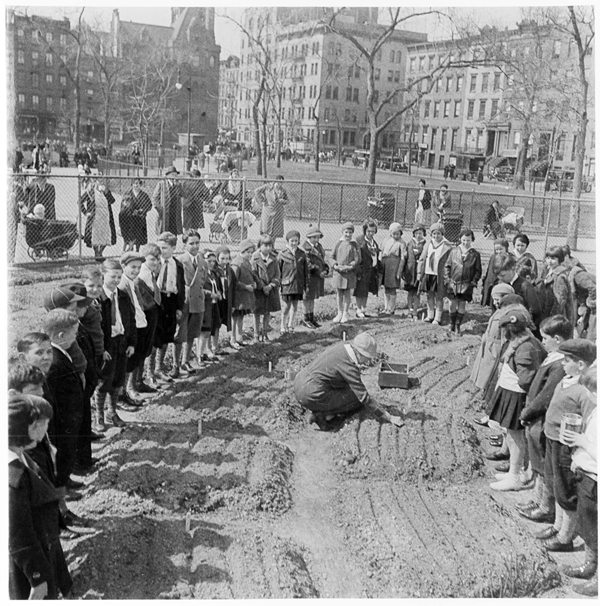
[{"xmin": 8, "ymin": 4, "xmax": 536, "ymax": 57}]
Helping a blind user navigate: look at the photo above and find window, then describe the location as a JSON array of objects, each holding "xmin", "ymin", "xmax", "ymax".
[
  {"xmin": 553, "ymin": 40, "xmax": 561, "ymax": 58},
  {"xmin": 421, "ymin": 125, "xmax": 428, "ymax": 144},
  {"xmin": 435, "ymin": 78, "xmax": 441, "ymax": 93},
  {"xmin": 87, "ymin": 70, "xmax": 94, "ymax": 79},
  {"xmin": 441, "ymin": 128, "xmax": 448, "ymax": 150},
  {"xmin": 346, "ymin": 87, "xmax": 352, "ymax": 102},
  {"xmin": 46, "ymin": 96, "xmax": 53, "ymax": 109},
  {"xmin": 396, "ymin": 51, "xmax": 401, "ymax": 64},
  {"xmin": 376, "ymin": 49, "xmax": 382, "ymax": 62},
  {"xmin": 332, "ymin": 86, "xmax": 338, "ymax": 100},
  {"xmin": 46, "ymin": 74, "xmax": 53, "ymax": 84},
  {"xmin": 372, "ymin": 90, "xmax": 379, "ymax": 104},
  {"xmin": 419, "ymin": 56, "xmax": 425, "ymax": 71},
  {"xmin": 481, "ymin": 73, "xmax": 489, "ymax": 93},
  {"xmin": 388, "ymin": 70, "xmax": 393, "ymax": 82},
  {"xmin": 324, "ymin": 107, "xmax": 330, "ymax": 121},
  {"xmin": 32, "ymin": 73, "xmax": 39, "ymax": 87},
  {"xmin": 524, "ymin": 46, "xmax": 530, "ymax": 57},
  {"xmin": 514, "ymin": 131, "xmax": 522, "ymax": 148},
  {"xmin": 17, "ymin": 50, "xmax": 24, "ymax": 64},
  {"xmin": 438, "ymin": 155, "xmax": 445, "ymax": 170},
  {"xmin": 18, "ymin": 93, "xmax": 25, "ymax": 105},
  {"xmin": 428, "ymin": 55, "xmax": 435, "ymax": 70},
  {"xmin": 390, "ymin": 50, "xmax": 395, "ymax": 62},
  {"xmin": 443, "ymin": 101, "xmax": 450, "ymax": 118},
  {"xmin": 467, "ymin": 100, "xmax": 475, "ymax": 119},
  {"xmin": 451, "ymin": 128, "xmax": 458, "ymax": 151},
  {"xmin": 409, "ymin": 57, "xmax": 416, "ymax": 73},
  {"xmin": 311, "ymin": 63, "xmax": 318, "ymax": 75},
  {"xmin": 312, "ymin": 41, "xmax": 319, "ymax": 55},
  {"xmin": 421, "ymin": 77, "xmax": 428, "ymax": 93},
  {"xmin": 571, "ymin": 135, "xmax": 578, "ymax": 161},
  {"xmin": 87, "ymin": 89, "xmax": 93, "ymax": 96},
  {"xmin": 433, "ymin": 101, "xmax": 440, "ymax": 118},
  {"xmin": 470, "ymin": 74, "xmax": 477, "ymax": 92},
  {"xmin": 423, "ymin": 100, "xmax": 430, "ymax": 118},
  {"xmin": 32, "ymin": 94, "xmax": 39, "ymax": 107},
  {"xmin": 45, "ymin": 53, "xmax": 52, "ymax": 66},
  {"xmin": 349, "ymin": 131, "xmax": 356, "ymax": 146},
  {"xmin": 555, "ymin": 134, "xmax": 565, "ymax": 160},
  {"xmin": 454, "ymin": 100, "xmax": 461, "ymax": 118},
  {"xmin": 46, "ymin": 32, "xmax": 53, "ymax": 43},
  {"xmin": 354, "ymin": 65, "xmax": 360, "ymax": 78},
  {"xmin": 344, "ymin": 109, "xmax": 351, "ymax": 121},
  {"xmin": 59, "ymin": 33, "xmax": 67, "ymax": 46},
  {"xmin": 479, "ymin": 100, "xmax": 486, "ymax": 119},
  {"xmin": 348, "ymin": 65, "xmax": 353, "ymax": 78},
  {"xmin": 431, "ymin": 127, "xmax": 438, "ymax": 149},
  {"xmin": 374, "ymin": 68, "xmax": 380, "ymax": 81},
  {"xmin": 493, "ymin": 73, "xmax": 501, "ymax": 92},
  {"xmin": 300, "ymin": 64, "xmax": 307, "ymax": 76},
  {"xmin": 394, "ymin": 71, "xmax": 400, "ymax": 83},
  {"xmin": 32, "ymin": 51, "xmax": 39, "ymax": 64},
  {"xmin": 446, "ymin": 76, "xmax": 452, "ymax": 92},
  {"xmin": 325, "ymin": 85, "xmax": 331, "ymax": 99},
  {"xmin": 353, "ymin": 88, "xmax": 359, "ymax": 103},
  {"xmin": 491, "ymin": 99, "xmax": 499, "ymax": 117},
  {"xmin": 328, "ymin": 42, "xmax": 335, "ymax": 55}
]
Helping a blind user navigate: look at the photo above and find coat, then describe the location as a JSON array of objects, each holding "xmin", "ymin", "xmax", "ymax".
[
  {"xmin": 278, "ymin": 247, "xmax": 309, "ymax": 296},
  {"xmin": 402, "ymin": 237, "xmax": 426, "ymax": 290},
  {"xmin": 153, "ymin": 179, "xmax": 183, "ymax": 235},
  {"xmin": 569, "ymin": 266, "xmax": 596, "ymax": 338},
  {"xmin": 181, "ymin": 178, "xmax": 206, "ymax": 230},
  {"xmin": 80, "ymin": 188, "xmax": 117, "ymax": 248},
  {"xmin": 231, "ymin": 255, "xmax": 257, "ymax": 311},
  {"xmin": 520, "ymin": 359, "xmax": 565, "ymax": 424},
  {"xmin": 98, "ymin": 288, "xmax": 137, "ymax": 352},
  {"xmin": 302, "ymin": 240, "xmax": 329, "ymax": 299},
  {"xmin": 26, "ymin": 183, "xmax": 56, "ymax": 220},
  {"xmin": 216, "ymin": 263, "xmax": 235, "ymax": 330},
  {"xmin": 331, "ymin": 239, "xmax": 360, "ymax": 290},
  {"xmin": 417, "ymin": 238, "xmax": 452, "ymax": 296},
  {"xmin": 381, "ymin": 237, "xmax": 407, "ymax": 290},
  {"xmin": 515, "ymin": 251, "xmax": 538, "ymax": 280},
  {"xmin": 9, "ymin": 455, "xmax": 72, "ymax": 599},
  {"xmin": 179, "ymin": 251, "xmax": 208, "ymax": 314},
  {"xmin": 511, "ymin": 276, "xmax": 542, "ymax": 328},
  {"xmin": 541, "ymin": 265, "xmax": 573, "ymax": 320},
  {"xmin": 119, "ymin": 188, "xmax": 152, "ymax": 246},
  {"xmin": 354, "ymin": 234, "xmax": 381, "ymax": 298},
  {"xmin": 481, "ymin": 252, "xmax": 504, "ymax": 307},
  {"xmin": 444, "ymin": 246, "xmax": 482, "ymax": 299},
  {"xmin": 252, "ymin": 249, "xmax": 281, "ymax": 312},
  {"xmin": 255, "ymin": 183, "xmax": 288, "ymax": 238}
]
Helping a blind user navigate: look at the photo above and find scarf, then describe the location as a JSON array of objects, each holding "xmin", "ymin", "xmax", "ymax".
[
  {"xmin": 425, "ymin": 240, "xmax": 445, "ymax": 275},
  {"xmin": 158, "ymin": 257, "xmax": 178, "ymax": 294}
]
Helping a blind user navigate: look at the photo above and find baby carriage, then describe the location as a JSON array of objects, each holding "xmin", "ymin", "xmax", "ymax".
[
  {"xmin": 24, "ymin": 217, "xmax": 78, "ymax": 260},
  {"xmin": 501, "ymin": 206, "xmax": 524, "ymax": 235},
  {"xmin": 209, "ymin": 203, "xmax": 238, "ymax": 243}
]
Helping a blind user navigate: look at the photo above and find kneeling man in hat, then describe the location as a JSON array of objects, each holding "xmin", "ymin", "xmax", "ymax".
[{"xmin": 294, "ymin": 332, "xmax": 405, "ymax": 430}]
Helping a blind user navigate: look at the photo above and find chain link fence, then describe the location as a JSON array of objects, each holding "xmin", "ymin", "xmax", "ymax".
[{"xmin": 8, "ymin": 172, "xmax": 595, "ymax": 273}]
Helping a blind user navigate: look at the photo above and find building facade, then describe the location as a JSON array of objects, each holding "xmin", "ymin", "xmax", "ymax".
[{"xmin": 218, "ymin": 55, "xmax": 241, "ymax": 141}]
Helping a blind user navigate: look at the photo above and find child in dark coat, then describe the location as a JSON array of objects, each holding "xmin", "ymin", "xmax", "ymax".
[
  {"xmin": 231, "ymin": 239, "xmax": 257, "ymax": 346},
  {"xmin": 403, "ymin": 224, "xmax": 427, "ymax": 316},
  {"xmin": 252, "ymin": 235, "xmax": 281, "ymax": 341},
  {"xmin": 278, "ymin": 230, "xmax": 309, "ymax": 333},
  {"xmin": 302, "ymin": 227, "xmax": 329, "ymax": 328}
]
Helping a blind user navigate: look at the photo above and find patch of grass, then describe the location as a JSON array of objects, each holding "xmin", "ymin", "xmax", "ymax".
[
  {"xmin": 475, "ymin": 553, "xmax": 561, "ymax": 598},
  {"xmin": 9, "ymin": 260, "xmax": 97, "ymax": 286}
]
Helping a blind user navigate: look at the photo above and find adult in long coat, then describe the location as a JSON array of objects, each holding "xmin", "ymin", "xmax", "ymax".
[
  {"xmin": 119, "ymin": 179, "xmax": 152, "ymax": 251},
  {"xmin": 354, "ymin": 219, "xmax": 381, "ymax": 317},
  {"xmin": 80, "ymin": 179, "xmax": 117, "ymax": 260},
  {"xmin": 481, "ymin": 239, "xmax": 511, "ymax": 308},
  {"xmin": 9, "ymin": 395, "xmax": 72, "ymax": 600},
  {"xmin": 255, "ymin": 176, "xmax": 288, "ymax": 240},
  {"xmin": 152, "ymin": 167, "xmax": 184, "ymax": 236},
  {"xmin": 181, "ymin": 171, "xmax": 206, "ymax": 231},
  {"xmin": 27, "ymin": 174, "xmax": 56, "ymax": 220}
]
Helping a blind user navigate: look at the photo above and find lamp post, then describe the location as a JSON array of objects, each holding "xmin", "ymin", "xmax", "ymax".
[{"xmin": 176, "ymin": 70, "xmax": 192, "ymax": 172}]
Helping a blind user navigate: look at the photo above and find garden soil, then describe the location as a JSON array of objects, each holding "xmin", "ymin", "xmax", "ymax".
[{"xmin": 65, "ymin": 302, "xmax": 574, "ymax": 599}]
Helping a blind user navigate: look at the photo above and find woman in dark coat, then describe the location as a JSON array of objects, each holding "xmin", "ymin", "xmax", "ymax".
[
  {"xmin": 9, "ymin": 394, "xmax": 72, "ymax": 600},
  {"xmin": 481, "ymin": 238, "xmax": 511, "ymax": 308},
  {"xmin": 80, "ymin": 177, "xmax": 117, "ymax": 260},
  {"xmin": 119, "ymin": 179, "xmax": 152, "ymax": 251},
  {"xmin": 182, "ymin": 171, "xmax": 206, "ymax": 231},
  {"xmin": 354, "ymin": 219, "xmax": 381, "ymax": 318},
  {"xmin": 402, "ymin": 224, "xmax": 427, "ymax": 315}
]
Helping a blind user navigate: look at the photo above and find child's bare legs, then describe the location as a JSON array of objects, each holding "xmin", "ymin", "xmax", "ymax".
[
  {"xmin": 262, "ymin": 312, "xmax": 271, "ymax": 339},
  {"xmin": 490, "ymin": 429, "xmax": 526, "ymax": 491},
  {"xmin": 389, "ymin": 289, "xmax": 397, "ymax": 315},
  {"xmin": 288, "ymin": 300, "xmax": 299, "ymax": 330},
  {"xmin": 302, "ymin": 298, "xmax": 315, "ymax": 328},
  {"xmin": 432, "ymin": 293, "xmax": 444, "ymax": 325},
  {"xmin": 341, "ymin": 289, "xmax": 351, "ymax": 322},
  {"xmin": 281, "ymin": 300, "xmax": 292, "ymax": 332},
  {"xmin": 355, "ymin": 296, "xmax": 367, "ymax": 316},
  {"xmin": 253, "ymin": 313, "xmax": 261, "ymax": 342},
  {"xmin": 333, "ymin": 290, "xmax": 344, "ymax": 322}
]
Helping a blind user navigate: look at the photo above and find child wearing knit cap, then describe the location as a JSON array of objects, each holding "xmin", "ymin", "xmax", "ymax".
[
  {"xmin": 252, "ymin": 234, "xmax": 281, "ymax": 341},
  {"xmin": 230, "ymin": 239, "xmax": 257, "ymax": 347},
  {"xmin": 278, "ymin": 230, "xmax": 309, "ymax": 333},
  {"xmin": 380, "ymin": 222, "xmax": 406, "ymax": 315},
  {"xmin": 331, "ymin": 222, "xmax": 360, "ymax": 323},
  {"xmin": 301, "ymin": 227, "xmax": 329, "ymax": 328},
  {"xmin": 402, "ymin": 224, "xmax": 427, "ymax": 316}
]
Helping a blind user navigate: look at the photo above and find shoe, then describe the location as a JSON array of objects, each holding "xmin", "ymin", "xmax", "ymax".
[
  {"xmin": 473, "ymin": 415, "xmax": 489, "ymax": 427},
  {"xmin": 237, "ymin": 340, "xmax": 247, "ymax": 347},
  {"xmin": 311, "ymin": 317, "xmax": 322, "ymax": 328},
  {"xmin": 423, "ymin": 316, "xmax": 434, "ymax": 323},
  {"xmin": 494, "ymin": 461, "xmax": 510, "ymax": 472},
  {"xmin": 561, "ymin": 561, "xmax": 597, "ymax": 580},
  {"xmin": 60, "ymin": 528, "xmax": 80, "ymax": 540},
  {"xmin": 488, "ymin": 437, "xmax": 503, "ymax": 448},
  {"xmin": 120, "ymin": 392, "xmax": 145, "ymax": 407},
  {"xmin": 109, "ymin": 414, "xmax": 126, "ymax": 428},
  {"xmin": 490, "ymin": 474, "xmax": 526, "ymax": 491},
  {"xmin": 63, "ymin": 511, "xmax": 92, "ymax": 527},
  {"xmin": 230, "ymin": 340, "xmax": 242, "ymax": 350},
  {"xmin": 379, "ymin": 309, "xmax": 391, "ymax": 316},
  {"xmin": 214, "ymin": 349, "xmax": 229, "ymax": 356},
  {"xmin": 573, "ymin": 578, "xmax": 598, "ymax": 597},
  {"xmin": 90, "ymin": 431, "xmax": 104, "ymax": 441},
  {"xmin": 431, "ymin": 319, "xmax": 441, "ymax": 326},
  {"xmin": 488, "ymin": 433, "xmax": 503, "ymax": 442},
  {"xmin": 544, "ymin": 537, "xmax": 574, "ymax": 552},
  {"xmin": 66, "ymin": 478, "xmax": 84, "ymax": 489},
  {"xmin": 169, "ymin": 367, "xmax": 181, "ymax": 379},
  {"xmin": 340, "ymin": 313, "xmax": 350, "ymax": 324},
  {"xmin": 65, "ymin": 489, "xmax": 83, "ymax": 502},
  {"xmin": 117, "ymin": 401, "xmax": 139, "ymax": 413},
  {"xmin": 356, "ymin": 310, "xmax": 366, "ymax": 319},
  {"xmin": 363, "ymin": 312, "xmax": 374, "ymax": 318},
  {"xmin": 137, "ymin": 381, "xmax": 158, "ymax": 394},
  {"xmin": 287, "ymin": 327, "xmax": 295, "ymax": 333},
  {"xmin": 74, "ymin": 457, "xmax": 98, "ymax": 471},
  {"xmin": 534, "ymin": 526, "xmax": 559, "ymax": 540},
  {"xmin": 515, "ymin": 500, "xmax": 538, "ymax": 512},
  {"xmin": 332, "ymin": 313, "xmax": 343, "ymax": 323},
  {"xmin": 302, "ymin": 319, "xmax": 316, "ymax": 329},
  {"xmin": 92, "ymin": 420, "xmax": 105, "ymax": 434},
  {"xmin": 485, "ymin": 450, "xmax": 509, "ymax": 461},
  {"xmin": 181, "ymin": 362, "xmax": 197, "ymax": 374},
  {"xmin": 518, "ymin": 507, "xmax": 554, "ymax": 523},
  {"xmin": 155, "ymin": 371, "xmax": 174, "ymax": 383}
]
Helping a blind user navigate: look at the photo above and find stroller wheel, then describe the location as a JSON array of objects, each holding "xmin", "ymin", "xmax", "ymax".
[
  {"xmin": 30, "ymin": 247, "xmax": 46, "ymax": 260},
  {"xmin": 49, "ymin": 247, "xmax": 68, "ymax": 259}
]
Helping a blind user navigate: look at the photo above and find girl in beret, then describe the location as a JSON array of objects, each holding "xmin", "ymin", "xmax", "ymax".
[
  {"xmin": 403, "ymin": 224, "xmax": 427, "ymax": 316},
  {"xmin": 231, "ymin": 239, "xmax": 257, "ymax": 347},
  {"xmin": 380, "ymin": 222, "xmax": 406, "ymax": 315},
  {"xmin": 302, "ymin": 227, "xmax": 329, "ymax": 328},
  {"xmin": 252, "ymin": 234, "xmax": 281, "ymax": 341},
  {"xmin": 354, "ymin": 219, "xmax": 381, "ymax": 318},
  {"xmin": 331, "ymin": 223, "xmax": 360, "ymax": 323},
  {"xmin": 278, "ymin": 230, "xmax": 309, "ymax": 333}
]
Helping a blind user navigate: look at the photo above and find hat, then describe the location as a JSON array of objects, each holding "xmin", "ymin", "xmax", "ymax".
[
  {"xmin": 430, "ymin": 222, "xmax": 445, "ymax": 234},
  {"xmin": 352, "ymin": 332, "xmax": 378, "ymax": 359},
  {"xmin": 165, "ymin": 166, "xmax": 179, "ymax": 176},
  {"xmin": 558, "ymin": 339, "xmax": 597, "ymax": 365},
  {"xmin": 239, "ymin": 239, "xmax": 255, "ymax": 253},
  {"xmin": 491, "ymin": 283, "xmax": 515, "ymax": 298},
  {"xmin": 389, "ymin": 222, "xmax": 403, "ymax": 234},
  {"xmin": 43, "ymin": 286, "xmax": 85, "ymax": 311},
  {"xmin": 412, "ymin": 223, "xmax": 426, "ymax": 234},
  {"xmin": 286, "ymin": 230, "xmax": 301, "ymax": 241},
  {"xmin": 190, "ymin": 169, "xmax": 202, "ymax": 177},
  {"xmin": 60, "ymin": 282, "xmax": 94, "ymax": 307},
  {"xmin": 215, "ymin": 245, "xmax": 231, "ymax": 257},
  {"xmin": 499, "ymin": 309, "xmax": 529, "ymax": 328},
  {"xmin": 499, "ymin": 294, "xmax": 525, "ymax": 308},
  {"xmin": 120, "ymin": 251, "xmax": 145, "ymax": 266},
  {"xmin": 204, "ymin": 249, "xmax": 216, "ymax": 259},
  {"xmin": 341, "ymin": 221, "xmax": 355, "ymax": 232},
  {"xmin": 306, "ymin": 227, "xmax": 323, "ymax": 238}
]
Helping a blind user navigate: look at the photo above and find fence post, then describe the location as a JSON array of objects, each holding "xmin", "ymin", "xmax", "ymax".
[
  {"xmin": 338, "ymin": 184, "xmax": 344, "ymax": 223},
  {"xmin": 530, "ymin": 195, "xmax": 535, "ymax": 225},
  {"xmin": 300, "ymin": 182, "xmax": 304, "ymax": 221},
  {"xmin": 402, "ymin": 188, "xmax": 408, "ymax": 226},
  {"xmin": 543, "ymin": 196, "xmax": 553, "ymax": 253},
  {"xmin": 468, "ymin": 189, "xmax": 475, "ymax": 227},
  {"xmin": 317, "ymin": 181, "xmax": 322, "ymax": 229},
  {"xmin": 241, "ymin": 178, "xmax": 246, "ymax": 244},
  {"xmin": 557, "ymin": 197, "xmax": 562, "ymax": 228},
  {"xmin": 395, "ymin": 183, "xmax": 400, "ymax": 223},
  {"xmin": 77, "ymin": 177, "xmax": 82, "ymax": 260}
]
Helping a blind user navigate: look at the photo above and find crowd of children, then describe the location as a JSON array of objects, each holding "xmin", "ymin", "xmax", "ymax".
[{"xmin": 8, "ymin": 219, "xmax": 597, "ymax": 598}]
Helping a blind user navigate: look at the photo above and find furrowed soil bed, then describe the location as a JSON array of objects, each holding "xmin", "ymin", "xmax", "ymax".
[{"xmin": 60, "ymin": 297, "xmax": 571, "ymax": 599}]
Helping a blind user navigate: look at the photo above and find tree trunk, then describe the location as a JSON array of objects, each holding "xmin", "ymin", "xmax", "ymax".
[
  {"xmin": 276, "ymin": 114, "xmax": 281, "ymax": 169},
  {"xmin": 512, "ymin": 136, "xmax": 529, "ymax": 190},
  {"xmin": 73, "ymin": 46, "xmax": 82, "ymax": 147},
  {"xmin": 261, "ymin": 116, "xmax": 268, "ymax": 180},
  {"xmin": 315, "ymin": 116, "xmax": 320, "ymax": 172},
  {"xmin": 252, "ymin": 104, "xmax": 262, "ymax": 176},
  {"xmin": 367, "ymin": 122, "xmax": 378, "ymax": 186},
  {"xmin": 103, "ymin": 96, "xmax": 110, "ymax": 149}
]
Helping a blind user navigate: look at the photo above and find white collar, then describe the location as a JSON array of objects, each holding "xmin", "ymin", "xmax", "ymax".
[
  {"xmin": 103, "ymin": 284, "xmax": 117, "ymax": 298},
  {"xmin": 344, "ymin": 343, "xmax": 360, "ymax": 367},
  {"xmin": 562, "ymin": 374, "xmax": 581, "ymax": 388},
  {"xmin": 51, "ymin": 342, "xmax": 72, "ymax": 361},
  {"xmin": 542, "ymin": 350, "xmax": 564, "ymax": 366}
]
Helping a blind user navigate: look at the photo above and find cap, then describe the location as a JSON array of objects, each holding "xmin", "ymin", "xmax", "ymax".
[
  {"xmin": 43, "ymin": 286, "xmax": 85, "ymax": 310},
  {"xmin": 239, "ymin": 239, "xmax": 255, "ymax": 253},
  {"xmin": 491, "ymin": 283, "xmax": 515, "ymax": 298},
  {"xmin": 60, "ymin": 282, "xmax": 94, "ymax": 307},
  {"xmin": 286, "ymin": 230, "xmax": 301, "ymax": 241},
  {"xmin": 165, "ymin": 166, "xmax": 179, "ymax": 176},
  {"xmin": 499, "ymin": 309, "xmax": 530, "ymax": 327},
  {"xmin": 412, "ymin": 223, "xmax": 426, "ymax": 234},
  {"xmin": 558, "ymin": 339, "xmax": 597, "ymax": 365},
  {"xmin": 215, "ymin": 245, "xmax": 231, "ymax": 258},
  {"xmin": 352, "ymin": 332, "xmax": 378, "ymax": 359},
  {"xmin": 306, "ymin": 227, "xmax": 324, "ymax": 238},
  {"xmin": 341, "ymin": 221, "xmax": 355, "ymax": 232},
  {"xmin": 430, "ymin": 222, "xmax": 445, "ymax": 235},
  {"xmin": 120, "ymin": 251, "xmax": 145, "ymax": 266},
  {"xmin": 389, "ymin": 222, "xmax": 403, "ymax": 234}
]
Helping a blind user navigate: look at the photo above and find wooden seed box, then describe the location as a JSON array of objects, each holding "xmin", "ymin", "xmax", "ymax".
[{"xmin": 378, "ymin": 361, "xmax": 410, "ymax": 389}]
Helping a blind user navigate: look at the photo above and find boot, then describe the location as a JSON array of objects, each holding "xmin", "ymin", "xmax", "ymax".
[
  {"xmin": 309, "ymin": 313, "xmax": 321, "ymax": 328},
  {"xmin": 137, "ymin": 361, "xmax": 158, "ymax": 394},
  {"xmin": 573, "ymin": 573, "xmax": 598, "ymax": 597},
  {"xmin": 432, "ymin": 309, "xmax": 443, "ymax": 326},
  {"xmin": 455, "ymin": 312, "xmax": 465, "ymax": 333},
  {"xmin": 302, "ymin": 313, "xmax": 315, "ymax": 329},
  {"xmin": 93, "ymin": 391, "xmax": 107, "ymax": 433},
  {"xmin": 490, "ymin": 473, "xmax": 526, "ymax": 492},
  {"xmin": 105, "ymin": 392, "xmax": 126, "ymax": 428},
  {"xmin": 449, "ymin": 312, "xmax": 457, "ymax": 332},
  {"xmin": 561, "ymin": 557, "xmax": 597, "ymax": 580}
]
